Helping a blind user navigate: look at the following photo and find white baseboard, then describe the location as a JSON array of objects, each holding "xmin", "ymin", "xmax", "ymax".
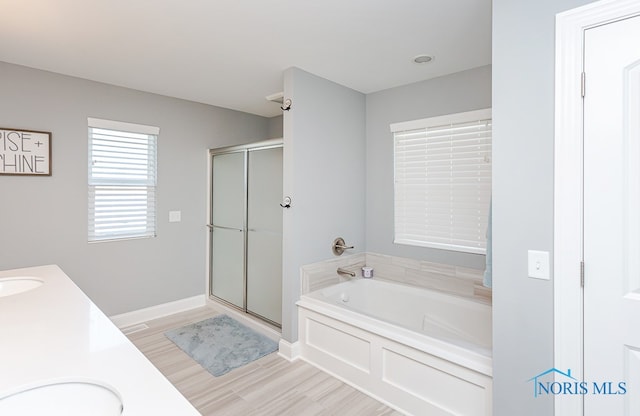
[
  {"xmin": 277, "ymin": 339, "xmax": 300, "ymax": 362},
  {"xmin": 109, "ymin": 295, "xmax": 206, "ymax": 329}
]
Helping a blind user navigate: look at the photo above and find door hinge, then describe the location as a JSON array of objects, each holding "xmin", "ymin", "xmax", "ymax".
[
  {"xmin": 581, "ymin": 72, "xmax": 586, "ymax": 98},
  {"xmin": 580, "ymin": 261, "xmax": 585, "ymax": 287}
]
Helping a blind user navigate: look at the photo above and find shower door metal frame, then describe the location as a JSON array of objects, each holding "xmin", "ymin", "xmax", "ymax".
[{"xmin": 208, "ymin": 138, "xmax": 283, "ymax": 328}]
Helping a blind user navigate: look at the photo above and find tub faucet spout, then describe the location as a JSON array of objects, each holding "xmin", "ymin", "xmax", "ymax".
[{"xmin": 337, "ymin": 267, "xmax": 356, "ymax": 278}]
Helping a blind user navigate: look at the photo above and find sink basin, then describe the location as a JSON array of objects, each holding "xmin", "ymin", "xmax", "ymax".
[
  {"xmin": 0, "ymin": 277, "xmax": 43, "ymax": 298},
  {"xmin": 0, "ymin": 380, "xmax": 123, "ymax": 416}
]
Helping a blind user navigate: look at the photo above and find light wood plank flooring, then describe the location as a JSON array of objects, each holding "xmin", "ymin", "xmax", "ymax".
[{"xmin": 126, "ymin": 306, "xmax": 403, "ymax": 416}]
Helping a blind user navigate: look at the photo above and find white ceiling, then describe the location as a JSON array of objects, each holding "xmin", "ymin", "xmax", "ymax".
[{"xmin": 0, "ymin": 0, "xmax": 491, "ymax": 118}]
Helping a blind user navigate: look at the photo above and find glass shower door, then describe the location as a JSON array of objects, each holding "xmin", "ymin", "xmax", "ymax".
[
  {"xmin": 246, "ymin": 147, "xmax": 283, "ymax": 325},
  {"xmin": 210, "ymin": 151, "xmax": 245, "ymax": 308}
]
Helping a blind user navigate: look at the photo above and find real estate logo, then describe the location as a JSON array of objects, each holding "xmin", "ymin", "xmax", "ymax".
[{"xmin": 528, "ymin": 368, "xmax": 627, "ymax": 398}]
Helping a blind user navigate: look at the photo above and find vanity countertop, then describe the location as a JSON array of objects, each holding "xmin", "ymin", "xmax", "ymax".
[{"xmin": 0, "ymin": 264, "xmax": 201, "ymax": 415}]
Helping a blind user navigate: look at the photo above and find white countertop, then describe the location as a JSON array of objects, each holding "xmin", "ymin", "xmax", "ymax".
[{"xmin": 0, "ymin": 265, "xmax": 201, "ymax": 415}]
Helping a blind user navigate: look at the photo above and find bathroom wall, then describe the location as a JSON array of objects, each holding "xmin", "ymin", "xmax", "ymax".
[
  {"xmin": 492, "ymin": 0, "xmax": 596, "ymax": 415},
  {"xmin": 365, "ymin": 65, "xmax": 492, "ymax": 270},
  {"xmin": 268, "ymin": 115, "xmax": 283, "ymax": 139},
  {"xmin": 282, "ymin": 67, "xmax": 366, "ymax": 342},
  {"xmin": 0, "ymin": 61, "xmax": 270, "ymax": 316}
]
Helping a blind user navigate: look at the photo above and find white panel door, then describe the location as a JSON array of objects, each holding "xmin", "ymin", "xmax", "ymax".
[{"xmin": 584, "ymin": 14, "xmax": 640, "ymax": 415}]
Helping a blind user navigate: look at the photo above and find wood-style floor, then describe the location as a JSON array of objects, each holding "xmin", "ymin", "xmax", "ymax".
[{"xmin": 126, "ymin": 306, "xmax": 403, "ymax": 416}]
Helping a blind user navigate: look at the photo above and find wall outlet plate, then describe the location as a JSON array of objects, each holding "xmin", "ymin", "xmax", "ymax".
[{"xmin": 528, "ymin": 250, "xmax": 550, "ymax": 280}]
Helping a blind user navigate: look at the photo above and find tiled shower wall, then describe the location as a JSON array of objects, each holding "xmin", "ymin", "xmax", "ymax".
[{"xmin": 300, "ymin": 252, "xmax": 491, "ymax": 303}]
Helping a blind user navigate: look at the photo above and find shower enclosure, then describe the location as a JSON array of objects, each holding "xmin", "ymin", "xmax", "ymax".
[{"xmin": 208, "ymin": 139, "xmax": 283, "ymax": 327}]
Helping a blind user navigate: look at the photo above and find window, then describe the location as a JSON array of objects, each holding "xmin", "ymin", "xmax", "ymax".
[
  {"xmin": 391, "ymin": 109, "xmax": 492, "ymax": 254},
  {"xmin": 88, "ymin": 118, "xmax": 158, "ymax": 242}
]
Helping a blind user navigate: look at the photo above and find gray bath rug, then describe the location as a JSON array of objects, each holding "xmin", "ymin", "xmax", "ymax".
[{"xmin": 165, "ymin": 314, "xmax": 278, "ymax": 377}]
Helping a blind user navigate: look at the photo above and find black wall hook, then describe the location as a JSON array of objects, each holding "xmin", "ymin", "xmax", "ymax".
[
  {"xmin": 281, "ymin": 98, "xmax": 292, "ymax": 111},
  {"xmin": 280, "ymin": 196, "xmax": 292, "ymax": 208}
]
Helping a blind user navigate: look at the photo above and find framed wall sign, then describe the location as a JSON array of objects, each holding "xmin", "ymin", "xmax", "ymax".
[{"xmin": 0, "ymin": 128, "xmax": 52, "ymax": 176}]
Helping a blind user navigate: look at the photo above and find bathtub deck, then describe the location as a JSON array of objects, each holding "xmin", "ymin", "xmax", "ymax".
[{"xmin": 126, "ymin": 306, "xmax": 402, "ymax": 416}]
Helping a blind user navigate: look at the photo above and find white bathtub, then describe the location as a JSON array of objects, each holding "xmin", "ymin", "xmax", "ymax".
[{"xmin": 297, "ymin": 278, "xmax": 492, "ymax": 416}]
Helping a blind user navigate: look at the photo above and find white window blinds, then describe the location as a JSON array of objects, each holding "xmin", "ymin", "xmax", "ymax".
[
  {"xmin": 88, "ymin": 118, "xmax": 159, "ymax": 242},
  {"xmin": 391, "ymin": 109, "xmax": 492, "ymax": 254}
]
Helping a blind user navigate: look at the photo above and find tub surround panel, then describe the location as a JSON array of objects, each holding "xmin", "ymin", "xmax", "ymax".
[
  {"xmin": 473, "ymin": 284, "xmax": 493, "ymax": 300},
  {"xmin": 300, "ymin": 253, "xmax": 366, "ymax": 294},
  {"xmin": 301, "ymin": 252, "xmax": 490, "ymax": 304},
  {"xmin": 366, "ymin": 253, "xmax": 488, "ymax": 303},
  {"xmin": 306, "ymin": 317, "xmax": 371, "ymax": 373},
  {"xmin": 381, "ymin": 347, "xmax": 488, "ymax": 416},
  {"xmin": 298, "ymin": 301, "xmax": 492, "ymax": 416}
]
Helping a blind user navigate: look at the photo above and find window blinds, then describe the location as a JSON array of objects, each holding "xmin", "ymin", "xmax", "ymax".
[
  {"xmin": 391, "ymin": 109, "xmax": 492, "ymax": 254},
  {"xmin": 88, "ymin": 118, "xmax": 158, "ymax": 242}
]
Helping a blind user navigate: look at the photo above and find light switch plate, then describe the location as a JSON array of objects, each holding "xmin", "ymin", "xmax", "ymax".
[
  {"xmin": 169, "ymin": 211, "xmax": 181, "ymax": 223},
  {"xmin": 528, "ymin": 250, "xmax": 550, "ymax": 280}
]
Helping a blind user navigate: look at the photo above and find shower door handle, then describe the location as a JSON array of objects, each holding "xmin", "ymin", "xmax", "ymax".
[{"xmin": 207, "ymin": 224, "xmax": 243, "ymax": 232}]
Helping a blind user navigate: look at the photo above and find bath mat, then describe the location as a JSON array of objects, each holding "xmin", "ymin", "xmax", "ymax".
[{"xmin": 164, "ymin": 314, "xmax": 278, "ymax": 377}]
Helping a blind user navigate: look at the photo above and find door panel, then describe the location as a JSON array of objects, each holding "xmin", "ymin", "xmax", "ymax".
[
  {"xmin": 211, "ymin": 227, "xmax": 244, "ymax": 308},
  {"xmin": 210, "ymin": 152, "xmax": 246, "ymax": 307},
  {"xmin": 584, "ymin": 15, "xmax": 640, "ymax": 415},
  {"xmin": 247, "ymin": 147, "xmax": 283, "ymax": 233},
  {"xmin": 209, "ymin": 144, "xmax": 283, "ymax": 326},
  {"xmin": 247, "ymin": 231, "xmax": 282, "ymax": 324},
  {"xmin": 212, "ymin": 152, "xmax": 245, "ymax": 229},
  {"xmin": 246, "ymin": 147, "xmax": 283, "ymax": 325}
]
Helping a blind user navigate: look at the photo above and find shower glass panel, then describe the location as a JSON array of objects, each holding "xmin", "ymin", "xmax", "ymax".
[
  {"xmin": 209, "ymin": 139, "xmax": 283, "ymax": 328},
  {"xmin": 211, "ymin": 228, "xmax": 244, "ymax": 307},
  {"xmin": 247, "ymin": 147, "xmax": 283, "ymax": 325},
  {"xmin": 210, "ymin": 151, "xmax": 245, "ymax": 308}
]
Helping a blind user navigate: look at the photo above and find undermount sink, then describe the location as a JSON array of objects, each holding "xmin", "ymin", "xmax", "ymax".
[
  {"xmin": 0, "ymin": 380, "xmax": 123, "ymax": 416},
  {"xmin": 0, "ymin": 277, "xmax": 43, "ymax": 298}
]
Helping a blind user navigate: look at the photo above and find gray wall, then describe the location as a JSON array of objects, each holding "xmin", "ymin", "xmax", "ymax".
[
  {"xmin": 268, "ymin": 115, "xmax": 283, "ymax": 139},
  {"xmin": 492, "ymin": 0, "xmax": 595, "ymax": 414},
  {"xmin": 365, "ymin": 65, "xmax": 492, "ymax": 270},
  {"xmin": 281, "ymin": 67, "xmax": 366, "ymax": 342},
  {"xmin": 0, "ymin": 61, "xmax": 269, "ymax": 316}
]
